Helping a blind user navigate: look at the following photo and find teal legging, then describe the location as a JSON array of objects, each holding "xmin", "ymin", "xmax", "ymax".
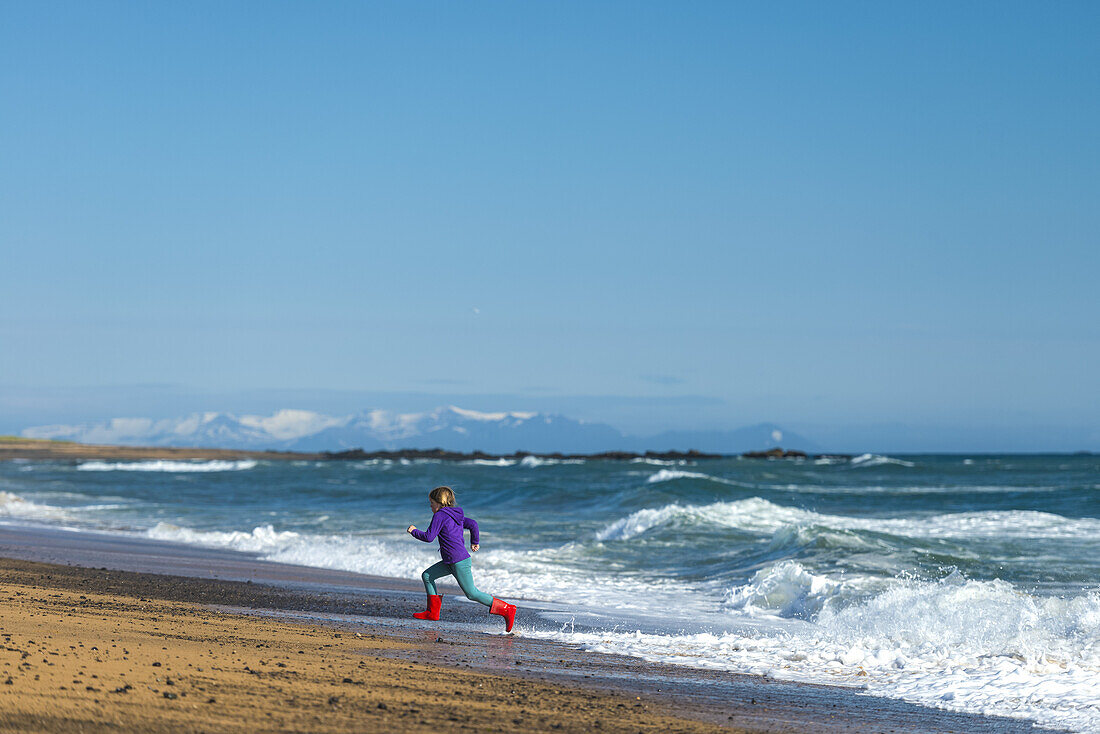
[{"xmin": 421, "ymin": 557, "xmax": 493, "ymax": 607}]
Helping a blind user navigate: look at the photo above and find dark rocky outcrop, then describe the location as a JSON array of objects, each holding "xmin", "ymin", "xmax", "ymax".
[
  {"xmin": 323, "ymin": 448, "xmax": 725, "ymax": 461},
  {"xmin": 740, "ymin": 448, "xmax": 856, "ymax": 461},
  {"xmin": 740, "ymin": 448, "xmax": 808, "ymax": 459}
]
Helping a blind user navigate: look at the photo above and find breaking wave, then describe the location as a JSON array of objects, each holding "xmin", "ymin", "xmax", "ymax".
[
  {"xmin": 0, "ymin": 491, "xmax": 72, "ymax": 521},
  {"xmin": 645, "ymin": 469, "xmax": 740, "ymax": 486},
  {"xmin": 596, "ymin": 497, "xmax": 797, "ymax": 540},
  {"xmin": 131, "ymin": 514, "xmax": 1100, "ymax": 731},
  {"xmin": 7, "ymin": 451, "xmax": 1099, "ymax": 731},
  {"xmin": 518, "ymin": 456, "xmax": 586, "ymax": 467},
  {"xmin": 596, "ymin": 498, "xmax": 1100, "ymax": 542},
  {"xmin": 721, "ymin": 560, "xmax": 851, "ymax": 619},
  {"xmin": 849, "ymin": 454, "xmax": 916, "ymax": 468},
  {"xmin": 77, "ymin": 460, "xmax": 259, "ymax": 472},
  {"xmin": 143, "ymin": 522, "xmax": 688, "ymax": 613},
  {"xmin": 532, "ymin": 574, "xmax": 1100, "ymax": 732}
]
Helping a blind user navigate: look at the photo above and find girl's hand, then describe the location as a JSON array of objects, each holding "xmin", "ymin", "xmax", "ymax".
[
  {"xmin": 471, "ymin": 544, "xmax": 479, "ymax": 552},
  {"xmin": 407, "ymin": 525, "xmax": 416, "ymax": 534}
]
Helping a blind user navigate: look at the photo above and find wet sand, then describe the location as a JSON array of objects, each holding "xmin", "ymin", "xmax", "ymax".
[
  {"xmin": 0, "ymin": 559, "xmax": 738, "ymax": 733},
  {"xmin": 0, "ymin": 525, "xmax": 1044, "ymax": 733}
]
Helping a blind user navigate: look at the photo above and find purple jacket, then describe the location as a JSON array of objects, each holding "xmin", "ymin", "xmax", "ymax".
[{"xmin": 411, "ymin": 505, "xmax": 479, "ymax": 564}]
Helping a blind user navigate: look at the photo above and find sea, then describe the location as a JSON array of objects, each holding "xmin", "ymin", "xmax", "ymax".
[{"xmin": 2, "ymin": 453, "xmax": 1098, "ymax": 731}]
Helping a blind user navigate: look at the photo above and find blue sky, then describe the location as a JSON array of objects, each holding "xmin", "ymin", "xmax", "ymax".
[{"xmin": 1, "ymin": 2, "xmax": 1098, "ymax": 447}]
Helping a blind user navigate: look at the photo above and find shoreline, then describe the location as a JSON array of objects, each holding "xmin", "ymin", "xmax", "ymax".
[
  {"xmin": 0, "ymin": 438, "xmax": 324, "ymax": 462},
  {"xmin": 0, "ymin": 437, "xmax": 830, "ymax": 462},
  {"xmin": 3, "ymin": 438, "xmax": 1093, "ymax": 465},
  {"xmin": 0, "ymin": 557, "xmax": 734, "ymax": 733},
  {"xmin": 0, "ymin": 523, "xmax": 1044, "ymax": 733},
  {"xmin": 0, "ymin": 437, "xmax": 725, "ymax": 463}
]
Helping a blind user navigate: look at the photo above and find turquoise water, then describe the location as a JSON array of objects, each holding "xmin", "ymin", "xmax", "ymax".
[{"xmin": 2, "ymin": 453, "xmax": 1098, "ymax": 730}]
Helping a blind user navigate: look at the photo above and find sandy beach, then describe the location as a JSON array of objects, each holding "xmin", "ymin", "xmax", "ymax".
[
  {"xmin": 0, "ymin": 558, "xmax": 739, "ymax": 733},
  {"xmin": 0, "ymin": 437, "xmax": 322, "ymax": 463},
  {"xmin": 0, "ymin": 524, "xmax": 1044, "ymax": 733}
]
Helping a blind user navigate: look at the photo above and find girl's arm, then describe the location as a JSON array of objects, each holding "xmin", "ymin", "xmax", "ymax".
[
  {"xmin": 410, "ymin": 512, "xmax": 444, "ymax": 542},
  {"xmin": 463, "ymin": 516, "xmax": 480, "ymax": 546}
]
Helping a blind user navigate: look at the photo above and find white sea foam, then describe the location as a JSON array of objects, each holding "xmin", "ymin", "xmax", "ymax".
[
  {"xmin": 898, "ymin": 509, "xmax": 1100, "ymax": 540},
  {"xmin": 12, "ymin": 453, "xmax": 1097, "ymax": 731},
  {"xmin": 135, "ymin": 513, "xmax": 1100, "ymax": 731},
  {"xmin": 721, "ymin": 560, "xmax": 851, "ymax": 619},
  {"xmin": 849, "ymin": 454, "xmax": 916, "ymax": 468},
  {"xmin": 773, "ymin": 483, "xmax": 1062, "ymax": 496},
  {"xmin": 463, "ymin": 456, "xmax": 585, "ymax": 467},
  {"xmin": 597, "ymin": 498, "xmax": 815, "ymax": 541},
  {"xmin": 596, "ymin": 497, "xmax": 1100, "ymax": 543},
  {"xmin": 77, "ymin": 460, "xmax": 259, "ymax": 472},
  {"xmin": 0, "ymin": 491, "xmax": 73, "ymax": 521},
  {"xmin": 645, "ymin": 469, "xmax": 740, "ymax": 486},
  {"xmin": 518, "ymin": 456, "xmax": 585, "ymax": 467},
  {"xmin": 142, "ymin": 521, "xmax": 691, "ymax": 617},
  {"xmin": 147, "ymin": 522, "xmax": 301, "ymax": 552},
  {"xmin": 94, "ymin": 510, "xmax": 1100, "ymax": 730},
  {"xmin": 530, "ymin": 574, "xmax": 1100, "ymax": 732},
  {"xmin": 813, "ymin": 456, "xmax": 845, "ymax": 465}
]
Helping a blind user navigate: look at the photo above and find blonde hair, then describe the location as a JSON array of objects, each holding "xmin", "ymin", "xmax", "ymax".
[{"xmin": 429, "ymin": 486, "xmax": 456, "ymax": 507}]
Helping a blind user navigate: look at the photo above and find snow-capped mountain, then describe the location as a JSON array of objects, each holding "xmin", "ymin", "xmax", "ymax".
[
  {"xmin": 21, "ymin": 406, "xmax": 624, "ymax": 454},
  {"xmin": 22, "ymin": 411, "xmax": 298, "ymax": 449},
  {"xmin": 21, "ymin": 406, "xmax": 814, "ymax": 454},
  {"xmin": 285, "ymin": 406, "xmax": 624, "ymax": 453}
]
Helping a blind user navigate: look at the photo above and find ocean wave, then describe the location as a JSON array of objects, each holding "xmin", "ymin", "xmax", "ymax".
[
  {"xmin": 145, "ymin": 522, "xmax": 433, "ymax": 580},
  {"xmin": 518, "ymin": 456, "xmax": 586, "ymax": 468},
  {"xmin": 848, "ymin": 454, "xmax": 916, "ymax": 468},
  {"xmin": 77, "ymin": 460, "xmax": 259, "ymax": 472},
  {"xmin": 142, "ymin": 521, "xmax": 691, "ymax": 617},
  {"xmin": 147, "ymin": 522, "xmax": 301, "ymax": 552},
  {"xmin": 0, "ymin": 491, "xmax": 73, "ymax": 521},
  {"xmin": 351, "ymin": 458, "xmax": 445, "ymax": 468},
  {"xmin": 811, "ymin": 577, "xmax": 1100, "ymax": 730},
  {"xmin": 597, "ymin": 498, "xmax": 1100, "ymax": 544},
  {"xmin": 721, "ymin": 560, "xmax": 851, "ymax": 619},
  {"xmin": 645, "ymin": 468, "xmax": 740, "ymax": 486},
  {"xmin": 533, "ymin": 573, "xmax": 1100, "ymax": 732},
  {"xmin": 133, "ymin": 512, "xmax": 1100, "ymax": 731},
  {"xmin": 898, "ymin": 509, "xmax": 1100, "ymax": 540},
  {"xmin": 596, "ymin": 497, "xmax": 800, "ymax": 540},
  {"xmin": 776, "ymin": 483, "xmax": 1064, "ymax": 496},
  {"xmin": 816, "ymin": 573, "xmax": 1099, "ymax": 654},
  {"xmin": 813, "ymin": 456, "xmax": 845, "ymax": 465}
]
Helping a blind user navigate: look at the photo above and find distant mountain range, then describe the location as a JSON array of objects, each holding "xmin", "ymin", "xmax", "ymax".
[{"xmin": 21, "ymin": 406, "xmax": 815, "ymax": 454}]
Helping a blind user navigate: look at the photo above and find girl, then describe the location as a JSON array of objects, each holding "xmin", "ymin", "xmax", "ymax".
[{"xmin": 406, "ymin": 485, "xmax": 517, "ymax": 632}]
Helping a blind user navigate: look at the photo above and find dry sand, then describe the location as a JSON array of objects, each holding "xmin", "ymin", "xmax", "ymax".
[
  {"xmin": 0, "ymin": 437, "xmax": 320, "ymax": 462},
  {"xmin": 0, "ymin": 558, "xmax": 735, "ymax": 733}
]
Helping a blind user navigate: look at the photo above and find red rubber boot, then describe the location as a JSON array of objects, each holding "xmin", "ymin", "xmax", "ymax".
[
  {"xmin": 489, "ymin": 598, "xmax": 517, "ymax": 632},
  {"xmin": 413, "ymin": 595, "xmax": 442, "ymax": 621}
]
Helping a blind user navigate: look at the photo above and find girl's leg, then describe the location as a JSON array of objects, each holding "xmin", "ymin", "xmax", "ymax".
[
  {"xmin": 449, "ymin": 558, "xmax": 494, "ymax": 607},
  {"xmin": 421, "ymin": 561, "xmax": 453, "ymax": 596}
]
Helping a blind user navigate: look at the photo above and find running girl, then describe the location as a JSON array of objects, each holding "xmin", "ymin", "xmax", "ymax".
[{"xmin": 406, "ymin": 485, "xmax": 517, "ymax": 632}]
